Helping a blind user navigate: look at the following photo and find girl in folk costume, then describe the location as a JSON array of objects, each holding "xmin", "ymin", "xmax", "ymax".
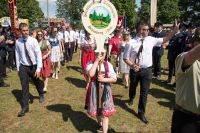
[
  {"xmin": 108, "ymin": 29, "xmax": 122, "ymax": 77},
  {"xmin": 36, "ymin": 30, "xmax": 51, "ymax": 92},
  {"xmin": 119, "ymin": 32, "xmax": 130, "ymax": 88},
  {"xmin": 49, "ymin": 27, "xmax": 62, "ymax": 79},
  {"xmin": 85, "ymin": 52, "xmax": 117, "ymax": 133},
  {"xmin": 80, "ymin": 30, "xmax": 96, "ymax": 89}
]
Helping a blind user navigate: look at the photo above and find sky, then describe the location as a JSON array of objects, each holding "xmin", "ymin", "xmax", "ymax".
[
  {"xmin": 37, "ymin": 0, "xmax": 141, "ymax": 18},
  {"xmin": 90, "ymin": 6, "xmax": 110, "ymax": 16}
]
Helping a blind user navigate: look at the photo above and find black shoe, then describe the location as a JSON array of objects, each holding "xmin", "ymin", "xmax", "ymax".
[
  {"xmin": 128, "ymin": 99, "xmax": 133, "ymax": 106},
  {"xmin": 29, "ymin": 95, "xmax": 34, "ymax": 104},
  {"xmin": 18, "ymin": 107, "xmax": 29, "ymax": 117},
  {"xmin": 138, "ymin": 113, "xmax": 148, "ymax": 124},
  {"xmin": 0, "ymin": 83, "xmax": 10, "ymax": 87},
  {"xmin": 39, "ymin": 95, "xmax": 44, "ymax": 103}
]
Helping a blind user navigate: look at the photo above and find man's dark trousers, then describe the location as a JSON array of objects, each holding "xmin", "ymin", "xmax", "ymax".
[
  {"xmin": 152, "ymin": 46, "xmax": 164, "ymax": 77},
  {"xmin": 64, "ymin": 42, "xmax": 70, "ymax": 62},
  {"xmin": 68, "ymin": 42, "xmax": 75, "ymax": 61},
  {"xmin": 129, "ymin": 68, "xmax": 152, "ymax": 114},
  {"xmin": 0, "ymin": 57, "xmax": 5, "ymax": 84},
  {"xmin": 19, "ymin": 64, "xmax": 44, "ymax": 108}
]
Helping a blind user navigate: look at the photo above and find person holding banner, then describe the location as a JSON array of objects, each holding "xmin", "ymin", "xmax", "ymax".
[{"xmin": 85, "ymin": 51, "xmax": 117, "ymax": 133}]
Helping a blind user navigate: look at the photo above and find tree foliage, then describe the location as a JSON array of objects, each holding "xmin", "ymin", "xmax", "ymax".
[
  {"xmin": 56, "ymin": 0, "xmax": 87, "ymax": 27},
  {"xmin": 112, "ymin": 0, "xmax": 137, "ymax": 28},
  {"xmin": 0, "ymin": 0, "xmax": 44, "ymax": 28},
  {"xmin": 157, "ymin": 0, "xmax": 180, "ymax": 23},
  {"xmin": 178, "ymin": 0, "xmax": 200, "ymax": 24},
  {"xmin": 137, "ymin": 0, "xmax": 150, "ymax": 23},
  {"xmin": 137, "ymin": 0, "xmax": 180, "ymax": 24}
]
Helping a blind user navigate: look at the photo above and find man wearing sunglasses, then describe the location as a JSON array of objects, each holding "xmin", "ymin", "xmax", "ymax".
[
  {"xmin": 123, "ymin": 21, "xmax": 179, "ymax": 124},
  {"xmin": 15, "ymin": 23, "xmax": 44, "ymax": 117}
]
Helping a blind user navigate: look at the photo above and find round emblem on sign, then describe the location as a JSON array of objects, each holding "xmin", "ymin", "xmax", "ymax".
[
  {"xmin": 90, "ymin": 6, "xmax": 111, "ymax": 29},
  {"xmin": 82, "ymin": 0, "xmax": 118, "ymax": 36}
]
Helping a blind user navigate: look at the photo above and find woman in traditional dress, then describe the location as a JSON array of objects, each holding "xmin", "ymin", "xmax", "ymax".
[
  {"xmin": 119, "ymin": 32, "xmax": 130, "ymax": 88},
  {"xmin": 80, "ymin": 30, "xmax": 96, "ymax": 89},
  {"xmin": 36, "ymin": 30, "xmax": 51, "ymax": 92},
  {"xmin": 49, "ymin": 27, "xmax": 62, "ymax": 79},
  {"xmin": 85, "ymin": 52, "xmax": 117, "ymax": 133},
  {"xmin": 108, "ymin": 29, "xmax": 122, "ymax": 77}
]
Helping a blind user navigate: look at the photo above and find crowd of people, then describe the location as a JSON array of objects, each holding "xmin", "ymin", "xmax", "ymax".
[{"xmin": 0, "ymin": 20, "xmax": 200, "ymax": 133}]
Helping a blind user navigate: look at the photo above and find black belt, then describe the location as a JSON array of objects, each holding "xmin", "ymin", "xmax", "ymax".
[
  {"xmin": 139, "ymin": 66, "xmax": 152, "ymax": 71},
  {"xmin": 20, "ymin": 64, "xmax": 37, "ymax": 67},
  {"xmin": 130, "ymin": 66, "xmax": 152, "ymax": 72}
]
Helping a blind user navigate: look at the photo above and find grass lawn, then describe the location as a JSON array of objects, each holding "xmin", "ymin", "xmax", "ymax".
[{"xmin": 0, "ymin": 50, "xmax": 175, "ymax": 133}]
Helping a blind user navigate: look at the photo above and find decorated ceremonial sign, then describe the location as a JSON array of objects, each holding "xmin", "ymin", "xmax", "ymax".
[
  {"xmin": 82, "ymin": 0, "xmax": 118, "ymax": 52},
  {"xmin": 8, "ymin": 0, "xmax": 19, "ymax": 38}
]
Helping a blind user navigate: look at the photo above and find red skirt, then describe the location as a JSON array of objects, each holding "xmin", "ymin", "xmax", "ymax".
[
  {"xmin": 82, "ymin": 50, "xmax": 95, "ymax": 78},
  {"xmin": 41, "ymin": 51, "xmax": 51, "ymax": 78}
]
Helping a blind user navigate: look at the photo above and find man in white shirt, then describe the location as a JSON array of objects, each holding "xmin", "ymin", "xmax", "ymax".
[
  {"xmin": 123, "ymin": 21, "xmax": 179, "ymax": 124},
  {"xmin": 68, "ymin": 26, "xmax": 76, "ymax": 61},
  {"xmin": 15, "ymin": 23, "xmax": 44, "ymax": 117},
  {"xmin": 74, "ymin": 29, "xmax": 79, "ymax": 53}
]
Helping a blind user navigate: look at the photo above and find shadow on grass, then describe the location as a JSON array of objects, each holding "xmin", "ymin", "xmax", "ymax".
[
  {"xmin": 65, "ymin": 77, "xmax": 87, "ymax": 88},
  {"xmin": 12, "ymin": 89, "xmax": 22, "ymax": 107},
  {"xmin": 149, "ymin": 88, "xmax": 175, "ymax": 109},
  {"xmin": 66, "ymin": 66, "xmax": 83, "ymax": 74},
  {"xmin": 12, "ymin": 89, "xmax": 39, "ymax": 107},
  {"xmin": 47, "ymin": 104, "xmax": 117, "ymax": 133},
  {"xmin": 113, "ymin": 95, "xmax": 138, "ymax": 118},
  {"xmin": 152, "ymin": 78, "xmax": 175, "ymax": 91}
]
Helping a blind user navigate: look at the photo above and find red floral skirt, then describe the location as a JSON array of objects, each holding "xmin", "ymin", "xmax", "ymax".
[{"xmin": 41, "ymin": 51, "xmax": 51, "ymax": 78}]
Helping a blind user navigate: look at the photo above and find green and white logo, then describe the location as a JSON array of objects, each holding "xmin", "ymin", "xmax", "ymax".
[
  {"xmin": 89, "ymin": 6, "xmax": 111, "ymax": 29},
  {"xmin": 82, "ymin": 0, "xmax": 118, "ymax": 52}
]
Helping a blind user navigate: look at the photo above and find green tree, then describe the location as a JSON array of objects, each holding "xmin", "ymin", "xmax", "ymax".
[
  {"xmin": 178, "ymin": 0, "xmax": 200, "ymax": 23},
  {"xmin": 91, "ymin": 10, "xmax": 97, "ymax": 21},
  {"xmin": 157, "ymin": 0, "xmax": 180, "ymax": 23},
  {"xmin": 137, "ymin": 0, "xmax": 150, "ymax": 23},
  {"xmin": 112, "ymin": 0, "xmax": 137, "ymax": 28},
  {"xmin": 56, "ymin": 0, "xmax": 87, "ymax": 27},
  {"xmin": 0, "ymin": 0, "xmax": 44, "ymax": 28},
  {"xmin": 0, "ymin": 0, "xmax": 9, "ymax": 18},
  {"xmin": 105, "ymin": 14, "xmax": 111, "ymax": 23}
]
